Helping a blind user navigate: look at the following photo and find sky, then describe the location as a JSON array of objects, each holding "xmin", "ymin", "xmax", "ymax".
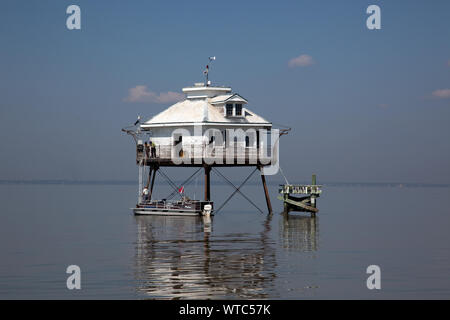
[{"xmin": 0, "ymin": 0, "xmax": 449, "ymax": 184}]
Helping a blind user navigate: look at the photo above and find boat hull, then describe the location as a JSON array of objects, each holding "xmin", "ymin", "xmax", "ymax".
[
  {"xmin": 132, "ymin": 200, "xmax": 213, "ymax": 217},
  {"xmin": 133, "ymin": 207, "xmax": 207, "ymax": 216}
]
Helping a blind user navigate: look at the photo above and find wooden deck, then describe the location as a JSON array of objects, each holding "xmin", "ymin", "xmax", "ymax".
[
  {"xmin": 137, "ymin": 145, "xmax": 273, "ymax": 167},
  {"xmin": 140, "ymin": 157, "xmax": 272, "ymax": 167},
  {"xmin": 278, "ymin": 183, "xmax": 322, "ymax": 216}
]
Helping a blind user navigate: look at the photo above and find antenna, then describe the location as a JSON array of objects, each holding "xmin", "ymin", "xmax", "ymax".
[{"xmin": 203, "ymin": 56, "xmax": 216, "ymax": 86}]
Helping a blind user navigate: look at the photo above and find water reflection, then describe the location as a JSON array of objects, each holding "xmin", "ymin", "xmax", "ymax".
[
  {"xmin": 280, "ymin": 213, "xmax": 319, "ymax": 252},
  {"xmin": 134, "ymin": 214, "xmax": 277, "ymax": 299}
]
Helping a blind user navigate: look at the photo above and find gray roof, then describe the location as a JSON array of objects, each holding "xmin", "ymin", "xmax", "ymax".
[
  {"xmin": 141, "ymin": 99, "xmax": 271, "ymax": 128},
  {"xmin": 210, "ymin": 94, "xmax": 248, "ymax": 104}
]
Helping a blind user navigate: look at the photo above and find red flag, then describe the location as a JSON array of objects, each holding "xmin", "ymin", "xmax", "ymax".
[{"xmin": 178, "ymin": 186, "xmax": 184, "ymax": 194}]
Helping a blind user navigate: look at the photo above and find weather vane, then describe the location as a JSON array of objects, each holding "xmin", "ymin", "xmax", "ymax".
[{"xmin": 203, "ymin": 56, "xmax": 216, "ymax": 86}]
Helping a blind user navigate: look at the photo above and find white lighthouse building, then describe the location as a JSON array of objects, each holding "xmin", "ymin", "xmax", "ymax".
[
  {"xmin": 140, "ymin": 83, "xmax": 273, "ymax": 163},
  {"xmin": 124, "ymin": 62, "xmax": 280, "ymax": 216}
]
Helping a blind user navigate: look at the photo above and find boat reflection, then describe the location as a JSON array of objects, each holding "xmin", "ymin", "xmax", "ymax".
[
  {"xmin": 133, "ymin": 214, "xmax": 277, "ymax": 299},
  {"xmin": 280, "ymin": 213, "xmax": 319, "ymax": 252}
]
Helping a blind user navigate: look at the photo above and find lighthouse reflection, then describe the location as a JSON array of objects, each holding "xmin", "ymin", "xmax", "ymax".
[
  {"xmin": 280, "ymin": 214, "xmax": 319, "ymax": 252},
  {"xmin": 133, "ymin": 214, "xmax": 276, "ymax": 299}
]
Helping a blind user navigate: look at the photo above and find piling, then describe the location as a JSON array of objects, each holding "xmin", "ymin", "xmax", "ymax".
[
  {"xmin": 204, "ymin": 166, "xmax": 211, "ymax": 201},
  {"xmin": 259, "ymin": 166, "xmax": 273, "ymax": 214}
]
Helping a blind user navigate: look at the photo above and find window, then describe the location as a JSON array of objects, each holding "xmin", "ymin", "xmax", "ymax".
[
  {"xmin": 226, "ymin": 104, "xmax": 233, "ymax": 116},
  {"xmin": 235, "ymin": 104, "xmax": 242, "ymax": 116},
  {"xmin": 245, "ymin": 136, "xmax": 250, "ymax": 147}
]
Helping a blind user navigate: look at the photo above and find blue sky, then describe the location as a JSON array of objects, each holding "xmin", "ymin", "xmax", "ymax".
[{"xmin": 0, "ymin": 0, "xmax": 449, "ymax": 183}]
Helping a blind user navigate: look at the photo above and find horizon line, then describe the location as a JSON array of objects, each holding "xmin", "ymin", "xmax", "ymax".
[{"xmin": 0, "ymin": 179, "xmax": 449, "ymax": 188}]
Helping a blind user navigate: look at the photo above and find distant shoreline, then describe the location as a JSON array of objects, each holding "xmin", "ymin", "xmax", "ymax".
[{"xmin": 0, "ymin": 180, "xmax": 448, "ymax": 188}]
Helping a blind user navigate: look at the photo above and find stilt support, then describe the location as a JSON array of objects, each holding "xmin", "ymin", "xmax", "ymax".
[
  {"xmin": 258, "ymin": 166, "xmax": 273, "ymax": 214},
  {"xmin": 213, "ymin": 167, "xmax": 263, "ymax": 214},
  {"xmin": 149, "ymin": 166, "xmax": 157, "ymax": 200},
  {"xmin": 204, "ymin": 166, "xmax": 211, "ymax": 201},
  {"xmin": 145, "ymin": 167, "xmax": 153, "ymax": 189}
]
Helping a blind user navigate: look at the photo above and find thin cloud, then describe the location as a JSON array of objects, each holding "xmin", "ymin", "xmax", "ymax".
[
  {"xmin": 288, "ymin": 54, "xmax": 315, "ymax": 68},
  {"xmin": 447, "ymin": 60, "xmax": 450, "ymax": 67},
  {"xmin": 432, "ymin": 89, "xmax": 450, "ymax": 99},
  {"xmin": 124, "ymin": 85, "xmax": 184, "ymax": 103}
]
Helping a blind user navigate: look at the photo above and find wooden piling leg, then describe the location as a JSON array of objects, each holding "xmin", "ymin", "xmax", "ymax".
[
  {"xmin": 145, "ymin": 167, "xmax": 153, "ymax": 189},
  {"xmin": 283, "ymin": 193, "xmax": 289, "ymax": 213},
  {"xmin": 311, "ymin": 174, "xmax": 317, "ymax": 217},
  {"xmin": 149, "ymin": 166, "xmax": 157, "ymax": 201},
  {"xmin": 258, "ymin": 166, "xmax": 272, "ymax": 214},
  {"xmin": 204, "ymin": 166, "xmax": 211, "ymax": 201}
]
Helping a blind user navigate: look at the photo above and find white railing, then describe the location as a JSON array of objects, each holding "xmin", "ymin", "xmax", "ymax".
[{"xmin": 138, "ymin": 143, "xmax": 273, "ymax": 164}]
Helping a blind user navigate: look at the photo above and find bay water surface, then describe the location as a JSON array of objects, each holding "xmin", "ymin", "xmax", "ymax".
[{"xmin": 0, "ymin": 180, "xmax": 449, "ymax": 299}]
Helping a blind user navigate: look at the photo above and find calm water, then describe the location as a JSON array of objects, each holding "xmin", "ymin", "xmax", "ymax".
[{"xmin": 0, "ymin": 181, "xmax": 449, "ymax": 299}]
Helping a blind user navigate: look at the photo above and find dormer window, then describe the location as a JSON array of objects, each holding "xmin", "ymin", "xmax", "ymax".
[
  {"xmin": 226, "ymin": 104, "xmax": 233, "ymax": 116},
  {"xmin": 224, "ymin": 103, "xmax": 244, "ymax": 117},
  {"xmin": 211, "ymin": 93, "xmax": 249, "ymax": 117},
  {"xmin": 235, "ymin": 104, "xmax": 242, "ymax": 116}
]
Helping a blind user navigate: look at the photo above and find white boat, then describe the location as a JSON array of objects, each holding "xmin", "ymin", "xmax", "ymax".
[{"xmin": 133, "ymin": 199, "xmax": 213, "ymax": 216}]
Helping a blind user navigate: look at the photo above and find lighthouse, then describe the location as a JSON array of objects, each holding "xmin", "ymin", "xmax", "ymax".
[{"xmin": 123, "ymin": 62, "xmax": 280, "ymax": 216}]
